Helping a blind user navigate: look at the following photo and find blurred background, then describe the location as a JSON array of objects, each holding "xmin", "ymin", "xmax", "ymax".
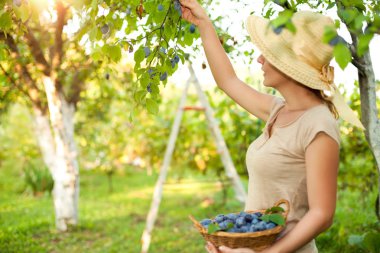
[{"xmin": 1, "ymin": 0, "xmax": 379, "ymax": 252}]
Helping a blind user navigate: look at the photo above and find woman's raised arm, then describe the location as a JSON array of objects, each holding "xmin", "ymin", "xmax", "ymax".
[{"xmin": 180, "ymin": 0, "xmax": 275, "ymax": 121}]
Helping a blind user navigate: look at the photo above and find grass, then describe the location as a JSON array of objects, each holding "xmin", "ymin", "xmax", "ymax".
[
  {"xmin": 0, "ymin": 166, "xmax": 243, "ymax": 253},
  {"xmin": 0, "ymin": 164, "xmax": 379, "ymax": 253}
]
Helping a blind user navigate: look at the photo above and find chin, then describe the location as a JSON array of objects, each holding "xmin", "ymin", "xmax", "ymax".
[{"xmin": 263, "ymin": 81, "xmax": 273, "ymax": 87}]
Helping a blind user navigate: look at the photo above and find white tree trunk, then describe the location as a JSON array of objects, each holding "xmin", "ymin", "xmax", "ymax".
[
  {"xmin": 42, "ymin": 76, "xmax": 79, "ymax": 231},
  {"xmin": 32, "ymin": 106, "xmax": 57, "ymax": 173}
]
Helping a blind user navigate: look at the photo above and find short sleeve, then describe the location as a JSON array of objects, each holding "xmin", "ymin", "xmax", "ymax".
[
  {"xmin": 270, "ymin": 96, "xmax": 285, "ymax": 111},
  {"xmin": 301, "ymin": 109, "xmax": 341, "ymax": 151},
  {"xmin": 267, "ymin": 96, "xmax": 285, "ymax": 118}
]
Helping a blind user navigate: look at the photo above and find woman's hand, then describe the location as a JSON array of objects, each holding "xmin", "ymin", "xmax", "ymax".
[
  {"xmin": 179, "ymin": 0, "xmax": 210, "ymax": 26},
  {"xmin": 205, "ymin": 242, "xmax": 257, "ymax": 253}
]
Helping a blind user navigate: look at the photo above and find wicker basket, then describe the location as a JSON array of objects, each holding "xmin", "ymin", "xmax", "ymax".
[{"xmin": 189, "ymin": 199, "xmax": 290, "ymax": 251}]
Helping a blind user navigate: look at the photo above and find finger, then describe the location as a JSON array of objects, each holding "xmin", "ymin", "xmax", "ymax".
[
  {"xmin": 179, "ymin": 0, "xmax": 197, "ymax": 9},
  {"xmin": 206, "ymin": 242, "xmax": 219, "ymax": 253},
  {"xmin": 219, "ymin": 246, "xmax": 255, "ymax": 253},
  {"xmin": 218, "ymin": 246, "xmax": 234, "ymax": 253},
  {"xmin": 181, "ymin": 10, "xmax": 192, "ymax": 21}
]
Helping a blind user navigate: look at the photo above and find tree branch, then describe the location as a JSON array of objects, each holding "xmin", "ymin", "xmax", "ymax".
[
  {"xmin": 348, "ymin": 38, "xmax": 365, "ymax": 71},
  {"xmin": 0, "ymin": 32, "xmax": 46, "ymax": 111},
  {"xmin": 68, "ymin": 61, "xmax": 95, "ymax": 107},
  {"xmin": 0, "ymin": 63, "xmax": 32, "ymax": 101},
  {"xmin": 52, "ymin": 1, "xmax": 67, "ymax": 71},
  {"xmin": 68, "ymin": 71, "xmax": 84, "ymax": 107},
  {"xmin": 24, "ymin": 27, "xmax": 51, "ymax": 75}
]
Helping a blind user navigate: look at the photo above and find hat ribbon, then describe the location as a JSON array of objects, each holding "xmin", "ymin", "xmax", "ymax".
[
  {"xmin": 320, "ymin": 64, "xmax": 335, "ymax": 84},
  {"xmin": 321, "ymin": 65, "xmax": 365, "ymax": 130}
]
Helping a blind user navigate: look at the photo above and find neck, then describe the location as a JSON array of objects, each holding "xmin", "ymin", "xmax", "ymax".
[{"xmin": 276, "ymin": 81, "xmax": 323, "ymax": 111}]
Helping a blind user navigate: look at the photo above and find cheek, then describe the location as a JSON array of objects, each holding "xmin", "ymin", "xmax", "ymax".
[{"xmin": 267, "ymin": 68, "xmax": 286, "ymax": 83}]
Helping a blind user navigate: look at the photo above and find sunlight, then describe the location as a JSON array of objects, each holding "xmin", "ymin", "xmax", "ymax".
[{"xmin": 28, "ymin": 0, "xmax": 57, "ymax": 24}]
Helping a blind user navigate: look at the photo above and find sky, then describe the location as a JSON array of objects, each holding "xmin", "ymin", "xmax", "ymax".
[{"xmin": 169, "ymin": 1, "xmax": 380, "ymax": 95}]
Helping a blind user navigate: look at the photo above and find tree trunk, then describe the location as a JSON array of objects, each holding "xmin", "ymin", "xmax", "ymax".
[
  {"xmin": 32, "ymin": 106, "xmax": 57, "ymax": 172},
  {"xmin": 355, "ymin": 48, "xmax": 380, "ymax": 219},
  {"xmin": 42, "ymin": 76, "xmax": 80, "ymax": 231}
]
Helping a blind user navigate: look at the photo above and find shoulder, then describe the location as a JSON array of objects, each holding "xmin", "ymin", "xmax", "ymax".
[
  {"xmin": 302, "ymin": 105, "xmax": 339, "ymax": 129},
  {"xmin": 299, "ymin": 104, "xmax": 341, "ymax": 150}
]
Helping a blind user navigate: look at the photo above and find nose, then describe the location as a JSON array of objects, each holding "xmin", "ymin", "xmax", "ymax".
[{"xmin": 257, "ymin": 54, "xmax": 264, "ymax": 65}]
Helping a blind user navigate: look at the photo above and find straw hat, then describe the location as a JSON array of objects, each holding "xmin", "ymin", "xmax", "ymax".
[{"xmin": 245, "ymin": 11, "xmax": 364, "ymax": 129}]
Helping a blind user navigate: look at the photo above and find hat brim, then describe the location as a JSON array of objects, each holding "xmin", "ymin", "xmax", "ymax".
[{"xmin": 245, "ymin": 15, "xmax": 330, "ymax": 91}]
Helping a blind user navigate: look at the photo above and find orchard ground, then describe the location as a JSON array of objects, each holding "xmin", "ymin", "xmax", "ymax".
[{"xmin": 0, "ymin": 164, "xmax": 377, "ymax": 253}]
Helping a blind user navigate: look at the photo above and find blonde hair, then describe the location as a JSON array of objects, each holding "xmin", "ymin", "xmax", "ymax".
[{"xmin": 311, "ymin": 88, "xmax": 339, "ymax": 119}]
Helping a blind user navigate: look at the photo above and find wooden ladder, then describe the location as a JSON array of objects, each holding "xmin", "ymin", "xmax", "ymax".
[{"xmin": 141, "ymin": 64, "xmax": 247, "ymax": 253}]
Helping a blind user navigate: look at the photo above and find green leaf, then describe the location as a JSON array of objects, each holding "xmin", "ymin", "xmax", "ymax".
[
  {"xmin": 91, "ymin": 50, "xmax": 103, "ymax": 62},
  {"xmin": 326, "ymin": 2, "xmax": 335, "ymax": 10},
  {"xmin": 322, "ymin": 25, "xmax": 337, "ymax": 44},
  {"xmin": 207, "ymin": 222, "xmax": 221, "ymax": 234},
  {"xmin": 144, "ymin": 1, "xmax": 155, "ymax": 13},
  {"xmin": 146, "ymin": 98, "xmax": 158, "ymax": 115},
  {"xmin": 357, "ymin": 33, "xmax": 374, "ymax": 57},
  {"xmin": 184, "ymin": 32, "xmax": 193, "ymax": 46},
  {"xmin": 0, "ymin": 12, "xmax": 12, "ymax": 31},
  {"xmin": 107, "ymin": 45, "xmax": 121, "ymax": 62},
  {"xmin": 354, "ymin": 14, "xmax": 367, "ymax": 31},
  {"xmin": 261, "ymin": 214, "xmax": 285, "ymax": 226},
  {"xmin": 134, "ymin": 47, "xmax": 145, "ymax": 65},
  {"xmin": 140, "ymin": 73, "xmax": 150, "ymax": 88},
  {"xmin": 14, "ymin": 5, "xmax": 30, "ymax": 23},
  {"xmin": 271, "ymin": 9, "xmax": 294, "ymax": 27},
  {"xmin": 338, "ymin": 9, "xmax": 357, "ymax": 25},
  {"xmin": 0, "ymin": 45, "xmax": 8, "ymax": 61},
  {"xmin": 149, "ymin": 83, "xmax": 160, "ymax": 95},
  {"xmin": 134, "ymin": 90, "xmax": 147, "ymax": 103},
  {"xmin": 164, "ymin": 25, "xmax": 173, "ymax": 40},
  {"xmin": 285, "ymin": 21, "xmax": 296, "ymax": 33},
  {"xmin": 333, "ymin": 43, "xmax": 352, "ymax": 69}
]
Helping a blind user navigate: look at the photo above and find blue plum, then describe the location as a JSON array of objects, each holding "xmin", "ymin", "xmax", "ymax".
[
  {"xmin": 235, "ymin": 216, "xmax": 246, "ymax": 227},
  {"xmin": 189, "ymin": 24, "xmax": 196, "ymax": 33},
  {"xmin": 200, "ymin": 218, "xmax": 212, "ymax": 227},
  {"xmin": 215, "ymin": 214, "xmax": 226, "ymax": 223},
  {"xmin": 173, "ymin": 55, "xmax": 180, "ymax": 64},
  {"xmin": 226, "ymin": 213, "xmax": 237, "ymax": 221},
  {"xmin": 256, "ymin": 221, "xmax": 267, "ymax": 231},
  {"xmin": 174, "ymin": 0, "xmax": 182, "ymax": 16},
  {"xmin": 144, "ymin": 47, "xmax": 151, "ymax": 58},
  {"xmin": 265, "ymin": 222, "xmax": 277, "ymax": 230}
]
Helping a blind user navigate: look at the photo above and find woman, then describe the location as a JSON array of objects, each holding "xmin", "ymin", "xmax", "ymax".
[{"xmin": 179, "ymin": 0, "xmax": 364, "ymax": 252}]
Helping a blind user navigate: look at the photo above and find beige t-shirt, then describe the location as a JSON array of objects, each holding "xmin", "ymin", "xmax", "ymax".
[{"xmin": 245, "ymin": 97, "xmax": 340, "ymax": 253}]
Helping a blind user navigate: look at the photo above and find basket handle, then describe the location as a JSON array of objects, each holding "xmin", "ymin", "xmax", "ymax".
[
  {"xmin": 273, "ymin": 199, "xmax": 290, "ymax": 219},
  {"xmin": 189, "ymin": 215, "xmax": 205, "ymax": 232}
]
